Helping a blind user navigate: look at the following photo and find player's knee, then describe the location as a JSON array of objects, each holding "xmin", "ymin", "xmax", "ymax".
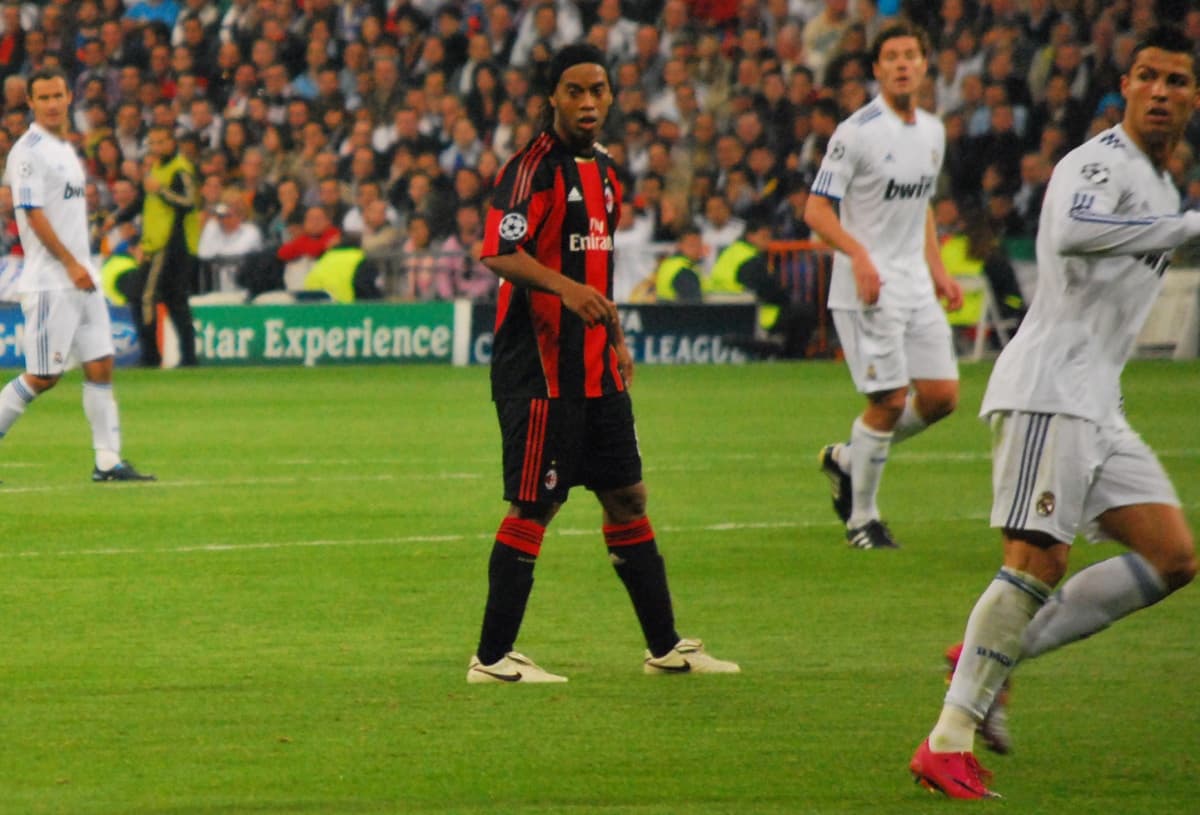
[
  {"xmin": 917, "ymin": 385, "xmax": 958, "ymax": 423},
  {"xmin": 600, "ymin": 483, "xmax": 647, "ymax": 522},
  {"xmin": 25, "ymin": 373, "xmax": 60, "ymax": 393},
  {"xmin": 508, "ymin": 502, "xmax": 559, "ymax": 526},
  {"xmin": 1160, "ymin": 533, "xmax": 1197, "ymax": 591}
]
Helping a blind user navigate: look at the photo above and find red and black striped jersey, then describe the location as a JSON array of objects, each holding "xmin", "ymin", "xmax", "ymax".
[{"xmin": 482, "ymin": 129, "xmax": 626, "ymax": 400}]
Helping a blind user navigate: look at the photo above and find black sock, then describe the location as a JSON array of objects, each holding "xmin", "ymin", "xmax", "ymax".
[
  {"xmin": 605, "ymin": 519, "xmax": 679, "ymax": 657},
  {"xmin": 476, "ymin": 518, "xmax": 543, "ymax": 665}
]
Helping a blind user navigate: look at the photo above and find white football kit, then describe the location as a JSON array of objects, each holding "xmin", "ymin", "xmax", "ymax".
[
  {"xmin": 983, "ymin": 125, "xmax": 1191, "ymax": 540},
  {"xmin": 4, "ymin": 122, "xmax": 112, "ymax": 374},
  {"xmin": 812, "ymin": 97, "xmax": 956, "ymax": 391}
]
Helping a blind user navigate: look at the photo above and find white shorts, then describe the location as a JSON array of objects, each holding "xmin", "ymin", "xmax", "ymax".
[
  {"xmin": 832, "ymin": 300, "xmax": 958, "ymax": 393},
  {"xmin": 21, "ymin": 289, "xmax": 115, "ymax": 376},
  {"xmin": 988, "ymin": 411, "xmax": 1180, "ymax": 544}
]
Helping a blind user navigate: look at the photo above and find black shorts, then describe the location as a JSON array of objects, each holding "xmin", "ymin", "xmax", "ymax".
[{"xmin": 496, "ymin": 391, "xmax": 643, "ymax": 505}]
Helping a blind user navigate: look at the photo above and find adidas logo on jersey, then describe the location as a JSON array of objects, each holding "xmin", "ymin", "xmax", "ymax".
[{"xmin": 567, "ymin": 187, "xmax": 583, "ymax": 202}]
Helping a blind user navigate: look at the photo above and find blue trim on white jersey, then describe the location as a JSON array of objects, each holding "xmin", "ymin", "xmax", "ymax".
[
  {"xmin": 811, "ymin": 168, "xmax": 840, "ymax": 198},
  {"xmin": 1068, "ymin": 210, "xmax": 1164, "ymax": 227},
  {"xmin": 1006, "ymin": 412, "xmax": 1051, "ymax": 529},
  {"xmin": 848, "ymin": 101, "xmax": 882, "ymax": 126}
]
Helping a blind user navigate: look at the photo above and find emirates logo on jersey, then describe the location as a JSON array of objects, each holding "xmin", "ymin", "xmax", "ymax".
[{"xmin": 569, "ymin": 217, "xmax": 613, "ymax": 251}]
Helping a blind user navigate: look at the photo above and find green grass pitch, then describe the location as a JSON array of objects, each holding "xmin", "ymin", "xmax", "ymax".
[{"xmin": 0, "ymin": 359, "xmax": 1196, "ymax": 814}]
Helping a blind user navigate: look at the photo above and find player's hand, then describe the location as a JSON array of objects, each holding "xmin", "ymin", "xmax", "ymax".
[
  {"xmin": 67, "ymin": 260, "xmax": 94, "ymax": 292},
  {"xmin": 614, "ymin": 339, "xmax": 634, "ymax": 387},
  {"xmin": 142, "ymin": 173, "xmax": 161, "ymax": 194},
  {"xmin": 851, "ymin": 250, "xmax": 882, "ymax": 306},
  {"xmin": 936, "ymin": 273, "xmax": 964, "ymax": 311},
  {"xmin": 561, "ymin": 280, "xmax": 618, "ymax": 328}
]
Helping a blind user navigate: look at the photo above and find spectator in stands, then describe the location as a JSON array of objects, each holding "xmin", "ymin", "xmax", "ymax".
[
  {"xmin": 511, "ymin": 1, "xmax": 576, "ymax": 70},
  {"xmin": 266, "ymin": 177, "xmax": 302, "ymax": 244},
  {"xmin": 802, "ymin": 0, "xmax": 852, "ymax": 80},
  {"xmin": 185, "ymin": 97, "xmax": 222, "ymax": 152},
  {"xmin": 772, "ymin": 174, "xmax": 812, "ymax": 242},
  {"xmin": 439, "ymin": 117, "xmax": 484, "ymax": 175},
  {"xmin": 477, "ymin": 3, "xmax": 512, "ymax": 65},
  {"xmin": 968, "ymin": 102, "xmax": 1025, "ymax": 192},
  {"xmin": 342, "ymin": 179, "xmax": 400, "ymax": 240},
  {"xmin": 278, "ymin": 204, "xmax": 340, "ymax": 265},
  {"xmin": 934, "ymin": 47, "xmax": 966, "ymax": 116},
  {"xmin": 236, "ymin": 147, "xmax": 276, "ymax": 226},
  {"xmin": 315, "ymin": 176, "xmax": 351, "ymax": 229},
  {"xmin": 653, "ymin": 225, "xmax": 705, "ymax": 303},
  {"xmin": 796, "ymin": 97, "xmax": 840, "ymax": 172},
  {"xmin": 1027, "ymin": 72, "xmax": 1089, "ymax": 150},
  {"xmin": 0, "ymin": 183, "xmax": 20, "ymax": 255},
  {"xmin": 89, "ymin": 135, "xmax": 125, "ymax": 189},
  {"xmin": 402, "ymin": 214, "xmax": 451, "ymax": 301},
  {"xmin": 0, "ymin": 4, "xmax": 25, "ymax": 83},
  {"xmin": 441, "ymin": 204, "xmax": 495, "ymax": 302},
  {"xmin": 1012, "ymin": 152, "xmax": 1050, "ymax": 236},
  {"xmin": 302, "ymin": 239, "xmax": 383, "ymax": 303},
  {"xmin": 359, "ymin": 198, "xmax": 402, "ymax": 255},
  {"xmin": 197, "ymin": 190, "xmax": 263, "ymax": 298},
  {"xmin": 696, "ymin": 193, "xmax": 746, "ymax": 272}
]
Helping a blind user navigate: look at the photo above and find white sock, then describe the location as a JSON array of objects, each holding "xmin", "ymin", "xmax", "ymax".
[
  {"xmin": 931, "ymin": 567, "xmax": 1051, "ymax": 753},
  {"xmin": 83, "ymin": 382, "xmax": 122, "ymax": 471},
  {"xmin": 847, "ymin": 416, "xmax": 892, "ymax": 528},
  {"xmin": 890, "ymin": 393, "xmax": 929, "ymax": 445},
  {"xmin": 1021, "ymin": 553, "xmax": 1168, "ymax": 660},
  {"xmin": 0, "ymin": 375, "xmax": 37, "ymax": 438}
]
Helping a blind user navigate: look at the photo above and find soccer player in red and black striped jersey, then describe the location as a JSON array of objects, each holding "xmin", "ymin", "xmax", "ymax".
[{"xmin": 466, "ymin": 44, "xmax": 739, "ymax": 683}]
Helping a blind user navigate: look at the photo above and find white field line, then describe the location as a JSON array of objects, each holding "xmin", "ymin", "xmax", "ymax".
[
  {"xmin": 0, "ymin": 517, "xmax": 990, "ymax": 560},
  {"xmin": 1, "ymin": 511, "xmax": 1197, "ymax": 560}
]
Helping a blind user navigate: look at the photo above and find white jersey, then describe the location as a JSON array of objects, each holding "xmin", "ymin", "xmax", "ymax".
[
  {"xmin": 811, "ymin": 97, "xmax": 944, "ymax": 310},
  {"xmin": 982, "ymin": 124, "xmax": 1200, "ymax": 424},
  {"xmin": 4, "ymin": 123, "xmax": 98, "ymax": 293}
]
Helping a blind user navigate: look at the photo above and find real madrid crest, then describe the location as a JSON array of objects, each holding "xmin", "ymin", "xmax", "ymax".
[{"xmin": 1035, "ymin": 491, "xmax": 1056, "ymax": 517}]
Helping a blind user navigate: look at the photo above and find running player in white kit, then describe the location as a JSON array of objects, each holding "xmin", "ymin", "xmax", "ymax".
[
  {"xmin": 910, "ymin": 26, "xmax": 1198, "ymax": 799},
  {"xmin": 805, "ymin": 22, "xmax": 963, "ymax": 550},
  {"xmin": 0, "ymin": 67, "xmax": 154, "ymax": 482}
]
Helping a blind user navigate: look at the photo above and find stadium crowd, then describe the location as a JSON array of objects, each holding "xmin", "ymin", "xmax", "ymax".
[{"xmin": 0, "ymin": 0, "xmax": 1198, "ymax": 305}]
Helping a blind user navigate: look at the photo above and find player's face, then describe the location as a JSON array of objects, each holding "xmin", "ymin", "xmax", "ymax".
[
  {"xmin": 551, "ymin": 63, "xmax": 612, "ymax": 153},
  {"xmin": 1121, "ymin": 47, "xmax": 1199, "ymax": 150},
  {"xmin": 873, "ymin": 35, "xmax": 926, "ymax": 108},
  {"xmin": 29, "ymin": 76, "xmax": 71, "ymax": 133}
]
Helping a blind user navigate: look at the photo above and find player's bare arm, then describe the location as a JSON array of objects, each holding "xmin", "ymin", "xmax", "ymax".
[
  {"xmin": 608, "ymin": 313, "xmax": 634, "ymax": 387},
  {"xmin": 483, "ymin": 249, "xmax": 618, "ymax": 328},
  {"xmin": 26, "ymin": 207, "xmax": 92, "ymax": 291},
  {"xmin": 925, "ymin": 207, "xmax": 962, "ymax": 310},
  {"xmin": 804, "ymin": 193, "xmax": 882, "ymax": 305}
]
